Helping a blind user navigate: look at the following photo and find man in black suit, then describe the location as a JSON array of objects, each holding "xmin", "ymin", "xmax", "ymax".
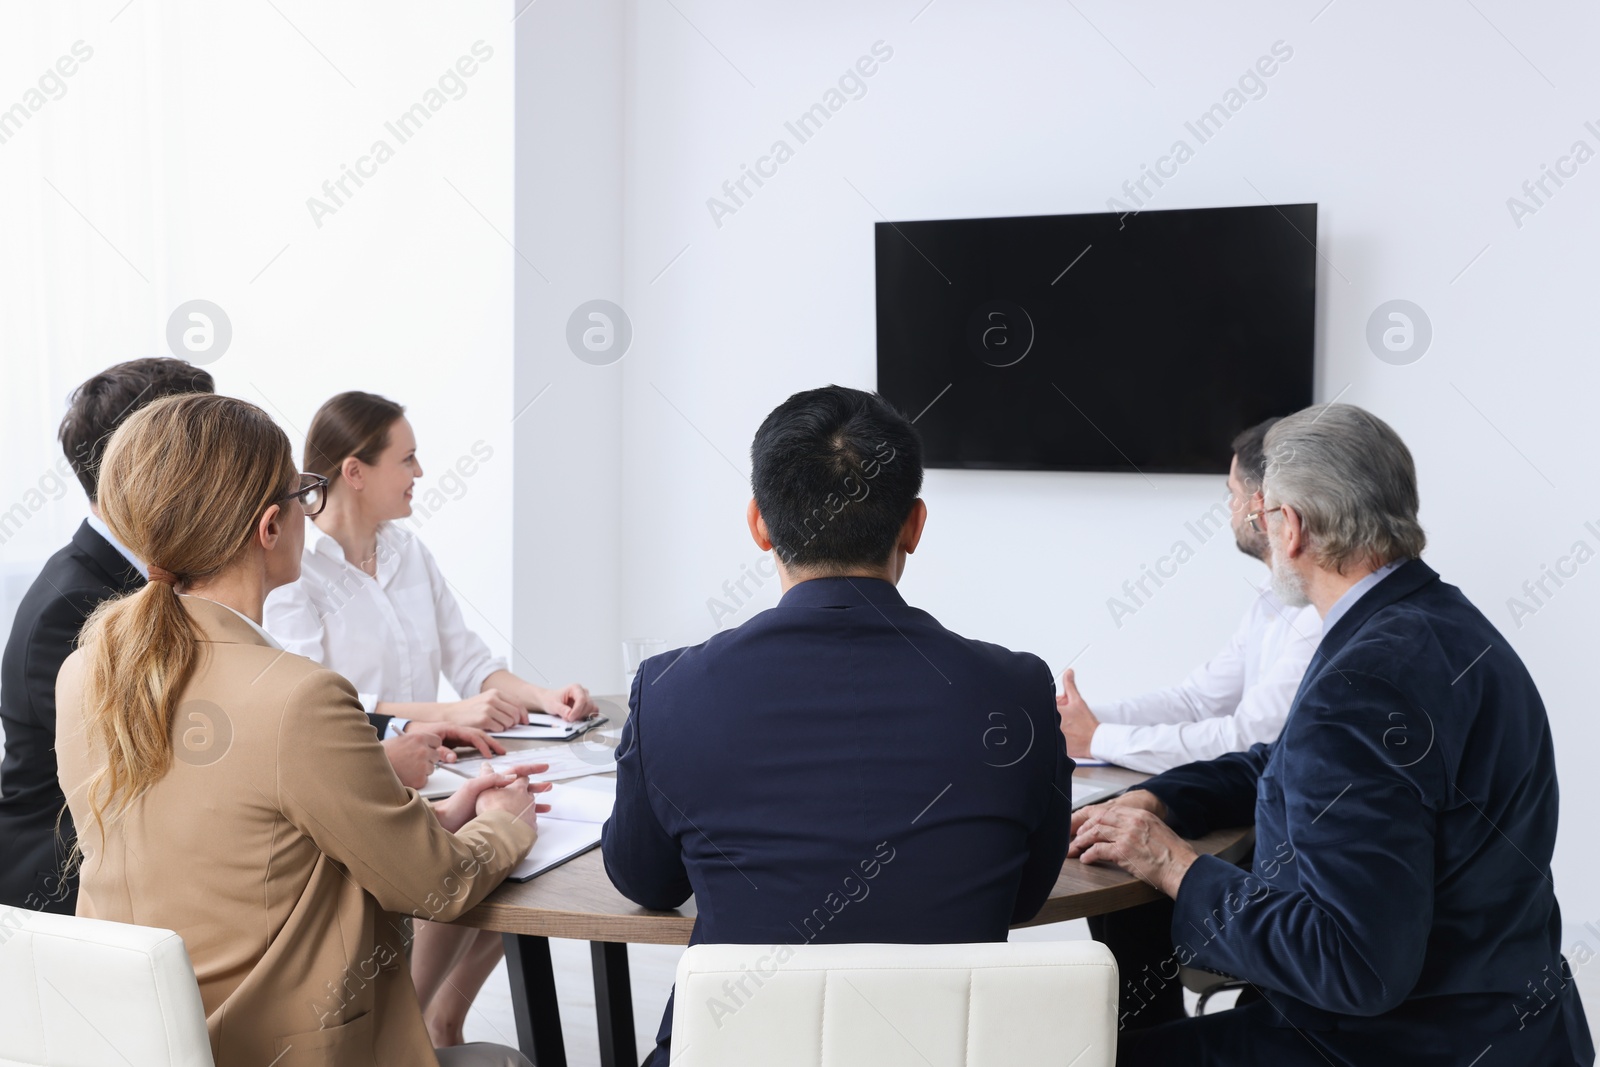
[
  {"xmin": 0, "ymin": 358, "xmax": 214, "ymax": 913},
  {"xmin": 1070, "ymin": 404, "xmax": 1594, "ymax": 1066},
  {"xmin": 602, "ymin": 385, "xmax": 1075, "ymax": 1067}
]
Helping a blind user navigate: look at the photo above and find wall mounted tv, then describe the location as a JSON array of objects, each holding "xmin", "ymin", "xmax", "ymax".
[{"xmin": 874, "ymin": 203, "xmax": 1317, "ymax": 474}]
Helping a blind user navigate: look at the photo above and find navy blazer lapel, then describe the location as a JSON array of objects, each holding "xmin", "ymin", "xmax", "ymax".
[
  {"xmin": 1287, "ymin": 559, "xmax": 1440, "ymax": 714},
  {"xmin": 70, "ymin": 519, "xmax": 145, "ymax": 594}
]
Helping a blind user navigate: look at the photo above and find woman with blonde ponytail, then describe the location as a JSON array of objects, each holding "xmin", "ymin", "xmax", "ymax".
[{"xmin": 55, "ymin": 393, "xmax": 543, "ymax": 1067}]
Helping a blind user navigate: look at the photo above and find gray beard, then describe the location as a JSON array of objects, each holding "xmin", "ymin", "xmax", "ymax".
[{"xmin": 1269, "ymin": 550, "xmax": 1312, "ymax": 608}]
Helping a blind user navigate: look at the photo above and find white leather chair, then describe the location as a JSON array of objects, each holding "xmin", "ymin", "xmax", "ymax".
[
  {"xmin": 671, "ymin": 940, "xmax": 1118, "ymax": 1066},
  {"xmin": 0, "ymin": 904, "xmax": 214, "ymax": 1066}
]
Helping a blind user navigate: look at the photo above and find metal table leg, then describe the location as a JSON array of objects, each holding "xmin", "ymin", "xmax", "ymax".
[
  {"xmin": 590, "ymin": 941, "xmax": 638, "ymax": 1067},
  {"xmin": 503, "ymin": 933, "xmax": 567, "ymax": 1066}
]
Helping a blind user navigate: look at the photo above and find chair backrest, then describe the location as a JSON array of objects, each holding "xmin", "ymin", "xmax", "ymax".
[
  {"xmin": 0, "ymin": 904, "xmax": 214, "ymax": 1067},
  {"xmin": 672, "ymin": 940, "xmax": 1118, "ymax": 1067}
]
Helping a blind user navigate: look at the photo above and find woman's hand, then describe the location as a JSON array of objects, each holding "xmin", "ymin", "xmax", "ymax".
[
  {"xmin": 383, "ymin": 729, "xmax": 448, "ymax": 790},
  {"xmin": 446, "ymin": 689, "xmax": 526, "ymax": 731},
  {"xmin": 434, "ymin": 764, "xmax": 551, "ymax": 833},
  {"xmin": 538, "ymin": 682, "xmax": 598, "ymax": 723},
  {"xmin": 406, "ymin": 720, "xmax": 505, "ymax": 758},
  {"xmin": 474, "ymin": 765, "xmax": 552, "ymax": 832}
]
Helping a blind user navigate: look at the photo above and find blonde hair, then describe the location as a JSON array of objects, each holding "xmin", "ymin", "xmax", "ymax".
[{"xmin": 71, "ymin": 393, "xmax": 297, "ymax": 857}]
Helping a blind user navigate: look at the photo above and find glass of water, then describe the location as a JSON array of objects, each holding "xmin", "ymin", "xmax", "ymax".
[{"xmin": 622, "ymin": 637, "xmax": 667, "ymax": 692}]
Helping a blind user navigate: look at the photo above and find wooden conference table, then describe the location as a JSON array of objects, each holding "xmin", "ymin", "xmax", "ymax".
[{"xmin": 450, "ymin": 698, "xmax": 1254, "ymax": 1067}]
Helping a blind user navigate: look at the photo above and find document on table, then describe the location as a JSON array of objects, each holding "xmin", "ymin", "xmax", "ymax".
[
  {"xmin": 1071, "ymin": 781, "xmax": 1117, "ymax": 810},
  {"xmin": 489, "ymin": 713, "xmax": 609, "ymax": 741},
  {"xmin": 446, "ymin": 750, "xmax": 617, "ymax": 783},
  {"xmin": 508, "ymin": 777, "xmax": 616, "ymax": 882},
  {"xmin": 419, "ymin": 765, "xmax": 472, "ymax": 800}
]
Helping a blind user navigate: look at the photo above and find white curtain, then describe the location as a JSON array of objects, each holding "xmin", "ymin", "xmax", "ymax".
[{"xmin": 0, "ymin": 1, "xmax": 518, "ymax": 731}]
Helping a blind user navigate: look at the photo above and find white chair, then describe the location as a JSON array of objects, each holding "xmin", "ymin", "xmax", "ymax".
[
  {"xmin": 0, "ymin": 904, "xmax": 214, "ymax": 1066},
  {"xmin": 670, "ymin": 940, "xmax": 1118, "ymax": 1066}
]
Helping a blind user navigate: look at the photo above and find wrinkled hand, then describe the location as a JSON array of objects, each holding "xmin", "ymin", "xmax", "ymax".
[
  {"xmin": 383, "ymin": 729, "xmax": 449, "ymax": 790},
  {"xmin": 541, "ymin": 683, "xmax": 598, "ymax": 723},
  {"xmin": 435, "ymin": 763, "xmax": 552, "ymax": 834},
  {"xmin": 1069, "ymin": 794, "xmax": 1196, "ymax": 898},
  {"xmin": 448, "ymin": 689, "xmax": 526, "ymax": 731},
  {"xmin": 1069, "ymin": 787, "xmax": 1169, "ymax": 840},
  {"xmin": 1056, "ymin": 668, "xmax": 1100, "ymax": 759},
  {"xmin": 407, "ymin": 720, "xmax": 505, "ymax": 759}
]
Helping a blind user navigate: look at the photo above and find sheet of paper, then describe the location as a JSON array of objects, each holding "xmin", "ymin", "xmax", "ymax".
[
  {"xmin": 489, "ymin": 714, "xmax": 609, "ymax": 740},
  {"xmin": 509, "ymin": 816, "xmax": 603, "ymax": 881},
  {"xmin": 419, "ymin": 765, "xmax": 469, "ymax": 800},
  {"xmin": 490, "ymin": 722, "xmax": 582, "ymax": 740},
  {"xmin": 542, "ymin": 776, "xmax": 616, "ymax": 824},
  {"xmin": 447, "ymin": 752, "xmax": 617, "ymax": 783},
  {"xmin": 1070, "ymin": 781, "xmax": 1116, "ymax": 810}
]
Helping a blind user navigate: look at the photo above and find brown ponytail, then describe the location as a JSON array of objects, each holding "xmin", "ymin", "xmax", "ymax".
[
  {"xmin": 72, "ymin": 394, "xmax": 297, "ymax": 855},
  {"xmin": 303, "ymin": 391, "xmax": 406, "ymax": 495}
]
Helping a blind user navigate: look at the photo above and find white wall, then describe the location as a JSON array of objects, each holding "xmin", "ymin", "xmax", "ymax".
[
  {"xmin": 604, "ymin": 0, "xmax": 1600, "ymax": 942},
  {"xmin": 0, "ymin": 3, "xmax": 516, "ymax": 696},
  {"xmin": 512, "ymin": 0, "xmax": 626, "ymax": 696}
]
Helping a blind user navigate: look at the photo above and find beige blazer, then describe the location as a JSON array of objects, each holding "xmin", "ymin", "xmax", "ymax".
[{"xmin": 55, "ymin": 595, "xmax": 535, "ymax": 1067}]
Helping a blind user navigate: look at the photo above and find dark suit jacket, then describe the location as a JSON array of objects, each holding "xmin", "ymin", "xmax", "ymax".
[
  {"xmin": 1141, "ymin": 560, "xmax": 1594, "ymax": 1066},
  {"xmin": 0, "ymin": 520, "xmax": 144, "ymax": 913},
  {"xmin": 602, "ymin": 576, "xmax": 1074, "ymax": 1065}
]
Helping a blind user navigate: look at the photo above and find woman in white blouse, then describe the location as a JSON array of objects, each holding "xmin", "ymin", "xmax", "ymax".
[{"xmin": 265, "ymin": 390, "xmax": 597, "ymax": 1048}]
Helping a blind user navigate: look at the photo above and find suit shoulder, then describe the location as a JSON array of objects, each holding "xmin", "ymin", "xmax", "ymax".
[
  {"xmin": 1337, "ymin": 589, "xmax": 1498, "ymax": 676},
  {"xmin": 932, "ymin": 621, "xmax": 1054, "ymax": 688},
  {"xmin": 190, "ymin": 649, "xmax": 364, "ymax": 744},
  {"xmin": 13, "ymin": 549, "xmax": 113, "ymax": 623},
  {"xmin": 56, "ymin": 644, "xmax": 90, "ymax": 689},
  {"xmin": 216, "ymin": 643, "xmax": 347, "ymax": 696}
]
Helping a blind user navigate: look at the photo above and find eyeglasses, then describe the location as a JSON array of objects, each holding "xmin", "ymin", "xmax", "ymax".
[
  {"xmin": 1246, "ymin": 505, "xmax": 1284, "ymax": 534},
  {"xmin": 277, "ymin": 473, "xmax": 329, "ymax": 518}
]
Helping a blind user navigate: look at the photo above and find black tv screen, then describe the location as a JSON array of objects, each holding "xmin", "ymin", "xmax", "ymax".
[{"xmin": 875, "ymin": 204, "xmax": 1317, "ymax": 474}]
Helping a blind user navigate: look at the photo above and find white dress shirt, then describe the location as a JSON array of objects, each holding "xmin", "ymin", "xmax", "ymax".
[
  {"xmin": 263, "ymin": 523, "xmax": 507, "ymax": 734},
  {"xmin": 1090, "ymin": 580, "xmax": 1323, "ymax": 773}
]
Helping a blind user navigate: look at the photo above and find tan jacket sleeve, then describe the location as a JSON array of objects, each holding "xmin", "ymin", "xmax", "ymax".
[{"xmin": 272, "ymin": 668, "xmax": 535, "ymax": 920}]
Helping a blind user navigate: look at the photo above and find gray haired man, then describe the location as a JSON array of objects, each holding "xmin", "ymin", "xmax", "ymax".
[{"xmin": 1071, "ymin": 404, "xmax": 1591, "ymax": 1066}]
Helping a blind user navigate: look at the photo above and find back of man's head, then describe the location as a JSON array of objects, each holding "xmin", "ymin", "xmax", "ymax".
[
  {"xmin": 750, "ymin": 385, "xmax": 924, "ymax": 573},
  {"xmin": 59, "ymin": 358, "xmax": 216, "ymax": 502},
  {"xmin": 1230, "ymin": 416, "xmax": 1281, "ymax": 492},
  {"xmin": 1263, "ymin": 403, "xmax": 1426, "ymax": 574}
]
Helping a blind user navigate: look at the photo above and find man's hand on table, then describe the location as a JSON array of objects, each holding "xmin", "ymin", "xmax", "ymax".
[{"xmin": 1068, "ymin": 789, "xmax": 1199, "ymax": 899}]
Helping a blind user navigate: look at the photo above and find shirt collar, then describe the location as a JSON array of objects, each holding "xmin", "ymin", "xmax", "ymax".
[
  {"xmin": 307, "ymin": 521, "xmax": 345, "ymax": 560},
  {"xmin": 179, "ymin": 594, "xmax": 282, "ymax": 649},
  {"xmin": 86, "ymin": 512, "xmax": 149, "ymax": 580},
  {"xmin": 1321, "ymin": 560, "xmax": 1404, "ymax": 634},
  {"xmin": 307, "ymin": 520, "xmax": 407, "ymax": 584}
]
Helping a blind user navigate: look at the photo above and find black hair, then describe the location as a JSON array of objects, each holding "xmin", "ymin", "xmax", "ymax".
[
  {"xmin": 1230, "ymin": 416, "xmax": 1282, "ymax": 490},
  {"xmin": 59, "ymin": 358, "xmax": 216, "ymax": 501},
  {"xmin": 750, "ymin": 385, "xmax": 924, "ymax": 571}
]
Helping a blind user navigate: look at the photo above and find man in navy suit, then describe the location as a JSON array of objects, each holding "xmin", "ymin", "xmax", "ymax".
[
  {"xmin": 0, "ymin": 358, "xmax": 213, "ymax": 913},
  {"xmin": 1071, "ymin": 404, "xmax": 1594, "ymax": 1066},
  {"xmin": 602, "ymin": 385, "xmax": 1074, "ymax": 1067}
]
